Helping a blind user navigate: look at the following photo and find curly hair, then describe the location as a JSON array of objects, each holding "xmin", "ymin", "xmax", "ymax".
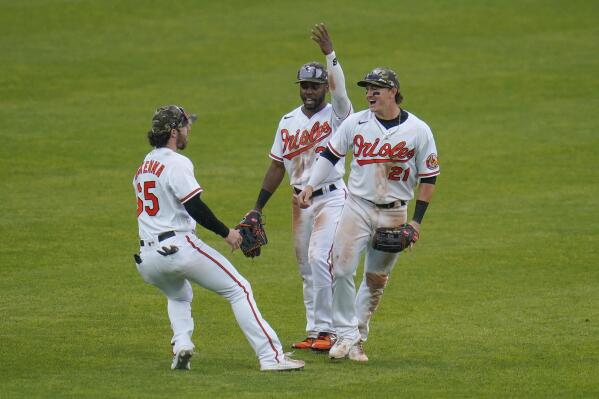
[
  {"xmin": 395, "ymin": 91, "xmax": 404, "ymax": 105},
  {"xmin": 147, "ymin": 127, "xmax": 171, "ymax": 148}
]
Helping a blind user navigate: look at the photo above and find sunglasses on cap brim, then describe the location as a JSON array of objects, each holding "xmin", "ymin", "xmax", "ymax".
[
  {"xmin": 169, "ymin": 107, "xmax": 191, "ymax": 129},
  {"xmin": 359, "ymin": 73, "xmax": 396, "ymax": 88},
  {"xmin": 298, "ymin": 66, "xmax": 327, "ymax": 81}
]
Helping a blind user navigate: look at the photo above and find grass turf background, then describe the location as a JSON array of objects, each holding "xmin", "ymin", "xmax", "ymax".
[{"xmin": 1, "ymin": 0, "xmax": 598, "ymax": 397}]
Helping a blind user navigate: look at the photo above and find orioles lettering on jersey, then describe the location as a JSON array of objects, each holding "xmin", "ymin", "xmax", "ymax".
[
  {"xmin": 270, "ymin": 104, "xmax": 346, "ymax": 188},
  {"xmin": 352, "ymin": 135, "xmax": 415, "ymax": 165},
  {"xmin": 281, "ymin": 121, "xmax": 332, "ymax": 160}
]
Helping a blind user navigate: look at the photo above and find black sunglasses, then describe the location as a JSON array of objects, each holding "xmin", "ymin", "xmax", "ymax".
[
  {"xmin": 364, "ymin": 73, "xmax": 394, "ymax": 87},
  {"xmin": 298, "ymin": 65, "xmax": 326, "ymax": 81},
  {"xmin": 169, "ymin": 107, "xmax": 190, "ymax": 129}
]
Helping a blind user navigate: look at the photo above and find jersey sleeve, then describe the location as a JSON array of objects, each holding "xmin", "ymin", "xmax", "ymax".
[
  {"xmin": 415, "ymin": 125, "xmax": 440, "ymax": 178},
  {"xmin": 269, "ymin": 120, "xmax": 285, "ymax": 162},
  {"xmin": 168, "ymin": 156, "xmax": 204, "ymax": 203},
  {"xmin": 326, "ymin": 51, "xmax": 352, "ymax": 129},
  {"xmin": 327, "ymin": 116, "xmax": 353, "ymax": 157}
]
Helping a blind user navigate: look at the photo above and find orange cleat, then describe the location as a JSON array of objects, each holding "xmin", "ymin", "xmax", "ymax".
[
  {"xmin": 311, "ymin": 333, "xmax": 335, "ymax": 352},
  {"xmin": 291, "ymin": 337, "xmax": 316, "ymax": 349}
]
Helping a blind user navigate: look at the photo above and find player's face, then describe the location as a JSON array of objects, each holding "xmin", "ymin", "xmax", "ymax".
[
  {"xmin": 176, "ymin": 125, "xmax": 190, "ymax": 150},
  {"xmin": 365, "ymin": 85, "xmax": 396, "ymax": 114},
  {"xmin": 299, "ymin": 82, "xmax": 327, "ymax": 111}
]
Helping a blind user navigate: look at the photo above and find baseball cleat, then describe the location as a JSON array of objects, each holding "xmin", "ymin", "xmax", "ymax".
[
  {"xmin": 311, "ymin": 333, "xmax": 335, "ymax": 352},
  {"xmin": 260, "ymin": 353, "xmax": 305, "ymax": 372},
  {"xmin": 329, "ymin": 336, "xmax": 360, "ymax": 359},
  {"xmin": 348, "ymin": 340, "xmax": 368, "ymax": 362},
  {"xmin": 171, "ymin": 347, "xmax": 194, "ymax": 370},
  {"xmin": 291, "ymin": 337, "xmax": 316, "ymax": 350}
]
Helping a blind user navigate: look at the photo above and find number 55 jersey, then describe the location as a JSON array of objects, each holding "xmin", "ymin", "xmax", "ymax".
[{"xmin": 133, "ymin": 147, "xmax": 203, "ymax": 240}]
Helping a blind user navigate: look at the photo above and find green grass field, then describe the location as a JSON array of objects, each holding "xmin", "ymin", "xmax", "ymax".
[{"xmin": 1, "ymin": 0, "xmax": 598, "ymax": 397}]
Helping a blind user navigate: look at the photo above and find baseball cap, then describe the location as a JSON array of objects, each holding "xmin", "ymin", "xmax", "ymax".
[
  {"xmin": 357, "ymin": 67, "xmax": 400, "ymax": 89},
  {"xmin": 151, "ymin": 105, "xmax": 198, "ymax": 132},
  {"xmin": 296, "ymin": 62, "xmax": 328, "ymax": 84}
]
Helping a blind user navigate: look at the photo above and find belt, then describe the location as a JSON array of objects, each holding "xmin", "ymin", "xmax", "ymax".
[
  {"xmin": 293, "ymin": 184, "xmax": 338, "ymax": 197},
  {"xmin": 364, "ymin": 199, "xmax": 406, "ymax": 209},
  {"xmin": 140, "ymin": 231, "xmax": 176, "ymax": 247}
]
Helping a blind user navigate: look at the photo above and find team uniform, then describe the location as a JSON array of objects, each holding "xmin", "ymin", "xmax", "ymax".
[
  {"xmin": 268, "ymin": 51, "xmax": 352, "ymax": 344},
  {"xmin": 313, "ymin": 107, "xmax": 440, "ymax": 348},
  {"xmin": 133, "ymin": 146, "xmax": 293, "ymax": 371}
]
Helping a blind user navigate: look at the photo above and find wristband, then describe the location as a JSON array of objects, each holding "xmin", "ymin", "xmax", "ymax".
[
  {"xmin": 412, "ymin": 200, "xmax": 429, "ymax": 224},
  {"xmin": 255, "ymin": 188, "xmax": 273, "ymax": 211}
]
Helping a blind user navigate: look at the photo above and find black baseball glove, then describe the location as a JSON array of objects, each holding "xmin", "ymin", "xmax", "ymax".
[
  {"xmin": 236, "ymin": 210, "xmax": 268, "ymax": 258},
  {"xmin": 372, "ymin": 224, "xmax": 419, "ymax": 253}
]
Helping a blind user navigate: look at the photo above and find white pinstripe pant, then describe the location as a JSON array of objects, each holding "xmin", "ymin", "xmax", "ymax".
[
  {"xmin": 291, "ymin": 184, "xmax": 347, "ymax": 337},
  {"xmin": 331, "ymin": 194, "xmax": 408, "ymax": 341},
  {"xmin": 136, "ymin": 232, "xmax": 283, "ymax": 367}
]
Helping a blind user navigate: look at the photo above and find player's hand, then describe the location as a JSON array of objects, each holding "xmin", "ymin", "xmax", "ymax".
[
  {"xmin": 408, "ymin": 220, "xmax": 421, "ymax": 234},
  {"xmin": 225, "ymin": 228, "xmax": 243, "ymax": 251},
  {"xmin": 297, "ymin": 186, "xmax": 314, "ymax": 209},
  {"xmin": 407, "ymin": 221, "xmax": 420, "ymax": 250},
  {"xmin": 311, "ymin": 23, "xmax": 333, "ymax": 55}
]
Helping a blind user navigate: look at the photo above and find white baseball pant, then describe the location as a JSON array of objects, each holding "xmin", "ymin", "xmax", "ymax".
[
  {"xmin": 292, "ymin": 183, "xmax": 346, "ymax": 337},
  {"xmin": 136, "ymin": 232, "xmax": 284, "ymax": 368},
  {"xmin": 331, "ymin": 194, "xmax": 408, "ymax": 341}
]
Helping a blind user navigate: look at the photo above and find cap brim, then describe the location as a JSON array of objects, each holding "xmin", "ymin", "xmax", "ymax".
[
  {"xmin": 188, "ymin": 114, "xmax": 198, "ymax": 122},
  {"xmin": 296, "ymin": 78, "xmax": 328, "ymax": 84},
  {"xmin": 357, "ymin": 80, "xmax": 392, "ymax": 88}
]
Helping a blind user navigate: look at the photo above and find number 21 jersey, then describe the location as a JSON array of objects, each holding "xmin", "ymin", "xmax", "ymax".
[{"xmin": 327, "ymin": 109, "xmax": 440, "ymax": 203}]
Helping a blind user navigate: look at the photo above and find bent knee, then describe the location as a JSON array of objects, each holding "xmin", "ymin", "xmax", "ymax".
[
  {"xmin": 332, "ymin": 264, "xmax": 355, "ymax": 279},
  {"xmin": 308, "ymin": 248, "xmax": 331, "ymax": 268},
  {"xmin": 365, "ymin": 272, "xmax": 389, "ymax": 291},
  {"xmin": 330, "ymin": 253, "xmax": 359, "ymax": 279},
  {"xmin": 219, "ymin": 277, "xmax": 253, "ymax": 300}
]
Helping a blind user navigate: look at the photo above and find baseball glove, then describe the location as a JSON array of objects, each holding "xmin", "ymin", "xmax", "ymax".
[
  {"xmin": 236, "ymin": 210, "xmax": 268, "ymax": 258},
  {"xmin": 372, "ymin": 224, "xmax": 419, "ymax": 253}
]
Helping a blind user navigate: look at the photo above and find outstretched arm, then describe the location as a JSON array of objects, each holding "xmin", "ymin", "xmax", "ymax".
[
  {"xmin": 254, "ymin": 160, "xmax": 285, "ymax": 212},
  {"xmin": 297, "ymin": 149, "xmax": 339, "ymax": 208},
  {"xmin": 183, "ymin": 194, "xmax": 242, "ymax": 250},
  {"xmin": 311, "ymin": 23, "xmax": 351, "ymax": 120}
]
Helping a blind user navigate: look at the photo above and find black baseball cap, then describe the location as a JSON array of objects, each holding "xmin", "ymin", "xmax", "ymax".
[{"xmin": 357, "ymin": 67, "xmax": 399, "ymax": 89}]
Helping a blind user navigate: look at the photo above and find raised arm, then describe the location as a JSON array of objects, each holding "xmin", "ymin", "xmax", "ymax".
[{"xmin": 311, "ymin": 23, "xmax": 351, "ymax": 120}]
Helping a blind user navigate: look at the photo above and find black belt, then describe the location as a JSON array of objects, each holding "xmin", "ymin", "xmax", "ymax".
[
  {"xmin": 365, "ymin": 199, "xmax": 406, "ymax": 209},
  {"xmin": 294, "ymin": 184, "xmax": 338, "ymax": 197},
  {"xmin": 140, "ymin": 231, "xmax": 176, "ymax": 247}
]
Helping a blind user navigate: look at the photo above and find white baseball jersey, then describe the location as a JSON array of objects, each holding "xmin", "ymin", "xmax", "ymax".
[
  {"xmin": 328, "ymin": 109, "xmax": 440, "ymax": 203},
  {"xmin": 133, "ymin": 146, "xmax": 289, "ymax": 369},
  {"xmin": 269, "ymin": 103, "xmax": 349, "ymax": 189},
  {"xmin": 270, "ymin": 52, "xmax": 353, "ymax": 338},
  {"xmin": 133, "ymin": 147, "xmax": 203, "ymax": 240}
]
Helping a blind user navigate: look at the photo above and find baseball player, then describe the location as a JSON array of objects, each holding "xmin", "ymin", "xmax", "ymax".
[
  {"xmin": 133, "ymin": 105, "xmax": 304, "ymax": 372},
  {"xmin": 246, "ymin": 23, "xmax": 352, "ymax": 352},
  {"xmin": 298, "ymin": 68, "xmax": 440, "ymax": 361}
]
